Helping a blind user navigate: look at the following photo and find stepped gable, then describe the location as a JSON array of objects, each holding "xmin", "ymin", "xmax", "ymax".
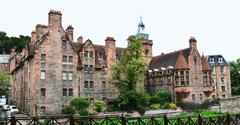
[
  {"xmin": 175, "ymin": 50, "xmax": 189, "ymax": 69},
  {"xmin": 149, "ymin": 48, "xmax": 191, "ymax": 69},
  {"xmin": 202, "ymin": 55, "xmax": 211, "ymax": 71}
]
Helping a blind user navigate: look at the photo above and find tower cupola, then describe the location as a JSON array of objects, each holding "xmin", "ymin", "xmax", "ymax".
[{"xmin": 136, "ymin": 17, "xmax": 149, "ymax": 40}]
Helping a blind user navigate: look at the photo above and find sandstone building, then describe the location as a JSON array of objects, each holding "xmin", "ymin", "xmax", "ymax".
[
  {"xmin": 207, "ymin": 55, "xmax": 231, "ymax": 99},
  {"xmin": 9, "ymin": 10, "xmax": 231, "ymax": 115},
  {"xmin": 146, "ymin": 37, "xmax": 213, "ymax": 103}
]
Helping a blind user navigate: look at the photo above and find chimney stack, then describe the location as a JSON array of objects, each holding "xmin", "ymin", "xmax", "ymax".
[
  {"xmin": 189, "ymin": 36, "xmax": 197, "ymax": 49},
  {"xmin": 48, "ymin": 10, "xmax": 62, "ymax": 28},
  {"xmin": 66, "ymin": 25, "xmax": 74, "ymax": 41},
  {"xmin": 77, "ymin": 36, "xmax": 83, "ymax": 44}
]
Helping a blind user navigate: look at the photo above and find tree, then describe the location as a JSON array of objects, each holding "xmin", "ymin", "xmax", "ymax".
[
  {"xmin": 111, "ymin": 36, "xmax": 150, "ymax": 115},
  {"xmin": 0, "ymin": 31, "xmax": 30, "ymax": 54},
  {"xmin": 0, "ymin": 73, "xmax": 10, "ymax": 96},
  {"xmin": 229, "ymin": 58, "xmax": 240, "ymax": 95},
  {"xmin": 70, "ymin": 97, "xmax": 89, "ymax": 116}
]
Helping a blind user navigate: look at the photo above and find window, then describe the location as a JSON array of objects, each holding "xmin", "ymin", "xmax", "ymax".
[
  {"xmin": 84, "ymin": 51, "xmax": 88, "ymax": 59},
  {"xmin": 203, "ymin": 72, "xmax": 208, "ymax": 86},
  {"xmin": 175, "ymin": 71, "xmax": 179, "ymax": 85},
  {"xmin": 89, "ymin": 65, "xmax": 94, "ymax": 73},
  {"xmin": 180, "ymin": 71, "xmax": 184, "ymax": 86},
  {"xmin": 221, "ymin": 76, "xmax": 224, "ymax": 83},
  {"xmin": 62, "ymin": 56, "xmax": 67, "ymax": 63},
  {"xmin": 218, "ymin": 58, "xmax": 223, "ymax": 63},
  {"xmin": 63, "ymin": 88, "xmax": 67, "ymax": 96},
  {"xmin": 222, "ymin": 95, "xmax": 226, "ymax": 98},
  {"xmin": 101, "ymin": 66, "xmax": 106, "ymax": 73},
  {"xmin": 209, "ymin": 58, "xmax": 214, "ymax": 63},
  {"xmin": 89, "ymin": 51, "xmax": 93, "ymax": 59},
  {"xmin": 84, "ymin": 81, "xmax": 88, "ymax": 89},
  {"xmin": 199, "ymin": 94, "xmax": 203, "ymax": 101},
  {"xmin": 62, "ymin": 40, "xmax": 67, "ymax": 49},
  {"xmin": 68, "ymin": 56, "xmax": 73, "ymax": 63},
  {"xmin": 212, "ymin": 86, "xmax": 215, "ymax": 92},
  {"xmin": 220, "ymin": 66, "xmax": 224, "ymax": 73},
  {"xmin": 41, "ymin": 70, "xmax": 45, "ymax": 80},
  {"xmin": 90, "ymin": 81, "xmax": 94, "ymax": 89},
  {"xmin": 41, "ymin": 54, "xmax": 46, "ymax": 63},
  {"xmin": 167, "ymin": 76, "xmax": 171, "ymax": 84},
  {"xmin": 221, "ymin": 86, "xmax": 225, "ymax": 92},
  {"xmin": 212, "ymin": 66, "xmax": 215, "ymax": 74},
  {"xmin": 69, "ymin": 72, "xmax": 73, "ymax": 81},
  {"xmin": 40, "ymin": 106, "xmax": 46, "ymax": 114},
  {"xmin": 62, "ymin": 71, "xmax": 67, "ymax": 80},
  {"xmin": 84, "ymin": 65, "xmax": 88, "ymax": 72},
  {"xmin": 212, "ymin": 95, "xmax": 216, "ymax": 99},
  {"xmin": 69, "ymin": 88, "xmax": 73, "ymax": 96},
  {"xmin": 98, "ymin": 53, "xmax": 104, "ymax": 59},
  {"xmin": 102, "ymin": 81, "xmax": 106, "ymax": 90},
  {"xmin": 40, "ymin": 88, "xmax": 46, "ymax": 97},
  {"xmin": 160, "ymin": 77, "xmax": 163, "ymax": 84},
  {"xmin": 192, "ymin": 94, "xmax": 195, "ymax": 101}
]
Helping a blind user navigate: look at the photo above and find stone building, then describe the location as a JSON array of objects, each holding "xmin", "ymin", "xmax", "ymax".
[
  {"xmin": 0, "ymin": 54, "xmax": 10, "ymax": 73},
  {"xmin": 9, "ymin": 10, "xmax": 127, "ymax": 115},
  {"xmin": 146, "ymin": 37, "xmax": 213, "ymax": 103},
  {"xmin": 207, "ymin": 55, "xmax": 231, "ymax": 99}
]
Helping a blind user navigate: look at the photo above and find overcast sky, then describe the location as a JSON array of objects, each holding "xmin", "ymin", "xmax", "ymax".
[{"xmin": 0, "ymin": 0, "xmax": 239, "ymax": 61}]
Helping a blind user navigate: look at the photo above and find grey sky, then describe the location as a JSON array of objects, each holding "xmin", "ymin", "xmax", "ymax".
[{"xmin": 0, "ymin": 0, "xmax": 239, "ymax": 61}]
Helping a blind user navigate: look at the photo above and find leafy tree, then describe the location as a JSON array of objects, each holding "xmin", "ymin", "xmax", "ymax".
[
  {"xmin": 111, "ymin": 36, "xmax": 150, "ymax": 115},
  {"xmin": 0, "ymin": 31, "xmax": 30, "ymax": 54},
  {"xmin": 0, "ymin": 73, "xmax": 10, "ymax": 96},
  {"xmin": 229, "ymin": 59, "xmax": 240, "ymax": 95},
  {"xmin": 70, "ymin": 97, "xmax": 89, "ymax": 113}
]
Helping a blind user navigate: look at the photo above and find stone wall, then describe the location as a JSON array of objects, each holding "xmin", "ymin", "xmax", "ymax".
[{"xmin": 219, "ymin": 96, "xmax": 240, "ymax": 113}]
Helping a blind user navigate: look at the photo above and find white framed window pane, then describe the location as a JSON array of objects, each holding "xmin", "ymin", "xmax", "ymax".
[
  {"xmin": 63, "ymin": 72, "xmax": 67, "ymax": 80},
  {"xmin": 41, "ymin": 71, "xmax": 45, "ymax": 80},
  {"xmin": 69, "ymin": 72, "xmax": 73, "ymax": 80}
]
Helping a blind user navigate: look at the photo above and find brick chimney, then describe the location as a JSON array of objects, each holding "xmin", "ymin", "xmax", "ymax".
[
  {"xmin": 105, "ymin": 37, "xmax": 116, "ymax": 68},
  {"xmin": 77, "ymin": 36, "xmax": 83, "ymax": 44},
  {"xmin": 48, "ymin": 10, "xmax": 62, "ymax": 27},
  {"xmin": 31, "ymin": 31, "xmax": 36, "ymax": 43},
  {"xmin": 189, "ymin": 37, "xmax": 197, "ymax": 50},
  {"xmin": 66, "ymin": 25, "xmax": 74, "ymax": 41}
]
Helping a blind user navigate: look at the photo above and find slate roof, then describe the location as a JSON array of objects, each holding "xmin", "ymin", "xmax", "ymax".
[
  {"xmin": 206, "ymin": 55, "xmax": 228, "ymax": 66},
  {"xmin": 148, "ymin": 48, "xmax": 191, "ymax": 70}
]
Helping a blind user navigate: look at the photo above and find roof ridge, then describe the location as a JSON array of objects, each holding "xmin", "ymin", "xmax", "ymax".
[{"xmin": 154, "ymin": 47, "xmax": 190, "ymax": 58}]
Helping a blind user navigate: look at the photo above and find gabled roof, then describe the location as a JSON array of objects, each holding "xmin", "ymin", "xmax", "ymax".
[
  {"xmin": 202, "ymin": 56, "xmax": 211, "ymax": 71},
  {"xmin": 148, "ymin": 48, "xmax": 191, "ymax": 70},
  {"xmin": 175, "ymin": 51, "xmax": 189, "ymax": 69}
]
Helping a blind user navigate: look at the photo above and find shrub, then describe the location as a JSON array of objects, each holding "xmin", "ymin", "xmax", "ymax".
[
  {"xmin": 79, "ymin": 109, "xmax": 89, "ymax": 116},
  {"xmin": 62, "ymin": 105, "xmax": 75, "ymax": 114},
  {"xmin": 150, "ymin": 92, "xmax": 171, "ymax": 105},
  {"xmin": 70, "ymin": 97, "xmax": 89, "ymax": 111},
  {"xmin": 169, "ymin": 103, "xmax": 177, "ymax": 110},
  {"xmin": 150, "ymin": 104, "xmax": 160, "ymax": 109},
  {"xmin": 94, "ymin": 100, "xmax": 105, "ymax": 112},
  {"xmin": 161, "ymin": 103, "xmax": 170, "ymax": 109},
  {"xmin": 43, "ymin": 119, "xmax": 51, "ymax": 125},
  {"xmin": 211, "ymin": 98, "xmax": 220, "ymax": 104}
]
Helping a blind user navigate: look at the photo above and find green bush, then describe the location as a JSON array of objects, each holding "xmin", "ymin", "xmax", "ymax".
[
  {"xmin": 150, "ymin": 92, "xmax": 171, "ymax": 105},
  {"xmin": 79, "ymin": 109, "xmax": 89, "ymax": 116},
  {"xmin": 94, "ymin": 100, "xmax": 105, "ymax": 112},
  {"xmin": 70, "ymin": 97, "xmax": 89, "ymax": 111},
  {"xmin": 43, "ymin": 119, "xmax": 51, "ymax": 125},
  {"xmin": 161, "ymin": 103, "xmax": 170, "ymax": 109},
  {"xmin": 62, "ymin": 105, "xmax": 75, "ymax": 114},
  {"xmin": 150, "ymin": 104, "xmax": 160, "ymax": 109},
  {"xmin": 169, "ymin": 103, "xmax": 177, "ymax": 110}
]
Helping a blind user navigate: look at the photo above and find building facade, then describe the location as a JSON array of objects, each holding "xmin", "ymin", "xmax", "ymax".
[
  {"xmin": 207, "ymin": 55, "xmax": 231, "ymax": 99},
  {"xmin": 146, "ymin": 37, "xmax": 213, "ymax": 103},
  {"xmin": 9, "ymin": 10, "xmax": 231, "ymax": 115},
  {"xmin": 9, "ymin": 10, "xmax": 126, "ymax": 115}
]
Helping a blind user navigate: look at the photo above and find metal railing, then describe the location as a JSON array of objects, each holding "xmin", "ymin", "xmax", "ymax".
[{"xmin": 1, "ymin": 113, "xmax": 240, "ymax": 125}]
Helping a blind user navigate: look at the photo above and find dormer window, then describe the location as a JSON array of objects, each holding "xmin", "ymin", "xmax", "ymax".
[
  {"xmin": 218, "ymin": 57, "xmax": 223, "ymax": 63},
  {"xmin": 98, "ymin": 53, "xmax": 104, "ymax": 59},
  {"xmin": 209, "ymin": 58, "xmax": 215, "ymax": 63}
]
